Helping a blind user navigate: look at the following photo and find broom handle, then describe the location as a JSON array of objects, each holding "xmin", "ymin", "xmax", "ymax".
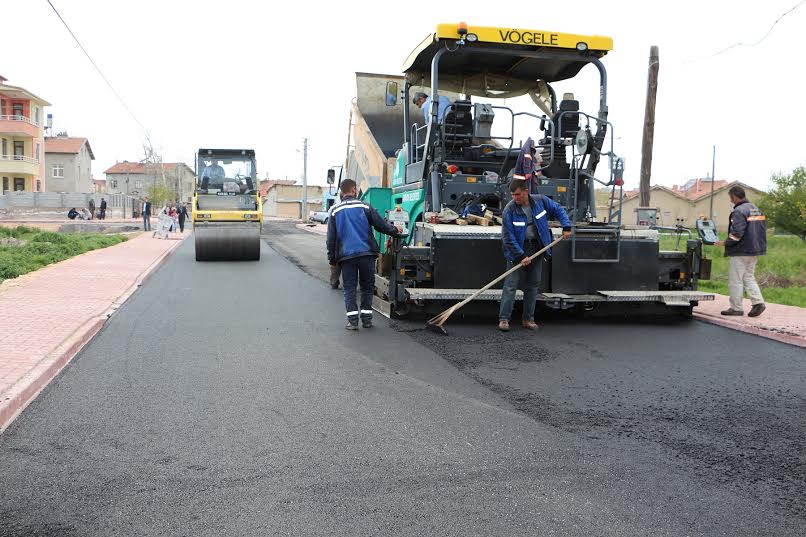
[{"xmin": 438, "ymin": 236, "xmax": 564, "ymax": 317}]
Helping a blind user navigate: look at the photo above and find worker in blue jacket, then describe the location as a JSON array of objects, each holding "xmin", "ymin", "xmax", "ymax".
[
  {"xmin": 499, "ymin": 179, "xmax": 572, "ymax": 332},
  {"xmin": 327, "ymin": 179, "xmax": 403, "ymax": 330}
]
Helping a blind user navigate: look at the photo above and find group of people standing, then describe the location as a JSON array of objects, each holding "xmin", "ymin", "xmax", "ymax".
[{"xmin": 140, "ymin": 197, "xmax": 189, "ymax": 235}]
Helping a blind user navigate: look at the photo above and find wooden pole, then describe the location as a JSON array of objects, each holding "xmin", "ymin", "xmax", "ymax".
[{"xmin": 639, "ymin": 46, "xmax": 660, "ymax": 208}]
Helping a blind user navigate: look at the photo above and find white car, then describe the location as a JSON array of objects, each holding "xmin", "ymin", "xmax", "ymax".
[{"xmin": 309, "ymin": 210, "xmax": 330, "ymax": 224}]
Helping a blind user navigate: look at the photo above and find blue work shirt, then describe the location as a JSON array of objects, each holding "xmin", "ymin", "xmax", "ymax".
[{"xmin": 422, "ymin": 95, "xmax": 452, "ymax": 124}]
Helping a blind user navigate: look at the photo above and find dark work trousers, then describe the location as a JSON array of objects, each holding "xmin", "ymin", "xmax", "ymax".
[
  {"xmin": 499, "ymin": 240, "xmax": 544, "ymax": 321},
  {"xmin": 178, "ymin": 215, "xmax": 186, "ymax": 233},
  {"xmin": 340, "ymin": 255, "xmax": 375, "ymax": 326}
]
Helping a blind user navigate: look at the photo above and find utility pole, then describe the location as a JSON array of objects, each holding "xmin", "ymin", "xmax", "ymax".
[
  {"xmin": 302, "ymin": 137, "xmax": 308, "ymax": 220},
  {"xmin": 639, "ymin": 46, "xmax": 660, "ymax": 208},
  {"xmin": 708, "ymin": 145, "xmax": 716, "ymax": 221}
]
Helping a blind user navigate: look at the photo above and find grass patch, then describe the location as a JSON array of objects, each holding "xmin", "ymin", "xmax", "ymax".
[
  {"xmin": 0, "ymin": 226, "xmax": 128, "ymax": 283},
  {"xmin": 660, "ymin": 233, "xmax": 806, "ymax": 307}
]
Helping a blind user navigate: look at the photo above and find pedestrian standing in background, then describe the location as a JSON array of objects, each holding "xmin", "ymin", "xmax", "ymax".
[
  {"xmin": 167, "ymin": 204, "xmax": 177, "ymax": 232},
  {"xmin": 716, "ymin": 186, "xmax": 767, "ymax": 317},
  {"xmin": 99, "ymin": 198, "xmax": 107, "ymax": 220},
  {"xmin": 142, "ymin": 197, "xmax": 152, "ymax": 232},
  {"xmin": 88, "ymin": 198, "xmax": 96, "ymax": 220},
  {"xmin": 177, "ymin": 202, "xmax": 188, "ymax": 233}
]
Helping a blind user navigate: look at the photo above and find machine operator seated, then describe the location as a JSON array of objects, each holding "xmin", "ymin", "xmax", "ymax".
[
  {"xmin": 413, "ymin": 92, "xmax": 451, "ymax": 125},
  {"xmin": 200, "ymin": 160, "xmax": 226, "ymax": 190}
]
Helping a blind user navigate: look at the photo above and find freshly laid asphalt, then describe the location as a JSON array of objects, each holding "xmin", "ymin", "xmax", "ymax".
[{"xmin": 0, "ymin": 222, "xmax": 803, "ymax": 536}]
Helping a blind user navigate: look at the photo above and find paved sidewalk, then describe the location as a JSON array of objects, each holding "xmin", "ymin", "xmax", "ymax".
[
  {"xmin": 0, "ymin": 231, "xmax": 186, "ymax": 431},
  {"xmin": 695, "ymin": 294, "xmax": 806, "ymax": 348},
  {"xmin": 296, "ymin": 222, "xmax": 327, "ymax": 236}
]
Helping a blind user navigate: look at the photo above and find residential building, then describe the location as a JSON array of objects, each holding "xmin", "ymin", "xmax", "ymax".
[
  {"xmin": 44, "ymin": 136, "xmax": 95, "ymax": 193},
  {"xmin": 620, "ymin": 180, "xmax": 765, "ymax": 231},
  {"xmin": 103, "ymin": 161, "xmax": 195, "ymax": 202},
  {"xmin": 263, "ymin": 184, "xmax": 323, "ymax": 219},
  {"xmin": 93, "ymin": 177, "xmax": 106, "ymax": 193},
  {"xmin": 0, "ymin": 75, "xmax": 50, "ymax": 192},
  {"xmin": 259, "ymin": 179, "xmax": 296, "ymax": 198}
]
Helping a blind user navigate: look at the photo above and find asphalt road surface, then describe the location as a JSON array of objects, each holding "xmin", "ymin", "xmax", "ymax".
[{"xmin": 0, "ymin": 222, "xmax": 802, "ymax": 536}]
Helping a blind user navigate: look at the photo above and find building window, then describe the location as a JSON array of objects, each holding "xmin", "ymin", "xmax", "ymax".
[
  {"xmin": 36, "ymin": 179, "xmax": 41, "ymax": 192},
  {"xmin": 0, "ymin": 100, "xmax": 5, "ymax": 115},
  {"xmin": 1, "ymin": 138, "xmax": 6, "ymax": 157},
  {"xmin": 14, "ymin": 178, "xmax": 25, "ymax": 191},
  {"xmin": 2, "ymin": 177, "xmax": 8, "ymax": 192},
  {"xmin": 12, "ymin": 103, "xmax": 23, "ymax": 118},
  {"xmin": 52, "ymin": 165, "xmax": 64, "ymax": 178},
  {"xmin": 110, "ymin": 179, "xmax": 118, "ymax": 188},
  {"xmin": 36, "ymin": 143, "xmax": 40, "ymax": 161},
  {"xmin": 135, "ymin": 180, "xmax": 143, "ymax": 188}
]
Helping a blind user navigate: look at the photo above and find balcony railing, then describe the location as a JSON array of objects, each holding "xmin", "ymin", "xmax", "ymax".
[
  {"xmin": 0, "ymin": 154, "xmax": 39, "ymax": 165},
  {"xmin": 0, "ymin": 115, "xmax": 40, "ymax": 127}
]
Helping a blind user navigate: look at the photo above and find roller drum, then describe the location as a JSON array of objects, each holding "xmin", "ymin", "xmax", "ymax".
[{"xmin": 194, "ymin": 222, "xmax": 261, "ymax": 261}]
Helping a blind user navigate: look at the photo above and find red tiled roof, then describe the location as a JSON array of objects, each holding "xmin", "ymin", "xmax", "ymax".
[
  {"xmin": 685, "ymin": 180, "xmax": 729, "ymax": 200},
  {"xmin": 260, "ymin": 179, "xmax": 297, "ymax": 195},
  {"xmin": 623, "ymin": 185, "xmax": 689, "ymax": 202},
  {"xmin": 45, "ymin": 137, "xmax": 94, "ymax": 159},
  {"xmin": 104, "ymin": 162, "xmax": 188, "ymax": 174}
]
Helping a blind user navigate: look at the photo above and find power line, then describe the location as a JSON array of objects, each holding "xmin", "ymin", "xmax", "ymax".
[
  {"xmin": 686, "ymin": 0, "xmax": 806, "ymax": 63},
  {"xmin": 45, "ymin": 0, "xmax": 148, "ymax": 133}
]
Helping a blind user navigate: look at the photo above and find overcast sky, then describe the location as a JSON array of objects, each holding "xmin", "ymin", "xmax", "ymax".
[{"xmin": 4, "ymin": 0, "xmax": 804, "ymax": 190}]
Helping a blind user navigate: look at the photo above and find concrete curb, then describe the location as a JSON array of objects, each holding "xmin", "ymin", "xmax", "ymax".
[
  {"xmin": 295, "ymin": 223, "xmax": 327, "ymax": 236},
  {"xmin": 0, "ymin": 236, "xmax": 186, "ymax": 433},
  {"xmin": 694, "ymin": 312, "xmax": 806, "ymax": 348},
  {"xmin": 106, "ymin": 237, "xmax": 184, "ymax": 316}
]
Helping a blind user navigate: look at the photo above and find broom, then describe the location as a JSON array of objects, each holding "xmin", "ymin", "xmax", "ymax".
[{"xmin": 425, "ymin": 236, "xmax": 564, "ymax": 335}]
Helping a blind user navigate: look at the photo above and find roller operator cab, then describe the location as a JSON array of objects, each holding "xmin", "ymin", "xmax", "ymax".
[
  {"xmin": 193, "ymin": 149, "xmax": 262, "ymax": 261},
  {"xmin": 345, "ymin": 23, "xmax": 714, "ymax": 317}
]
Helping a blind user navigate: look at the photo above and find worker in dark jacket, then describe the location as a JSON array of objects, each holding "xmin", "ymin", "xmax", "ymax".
[
  {"xmin": 499, "ymin": 179, "xmax": 572, "ymax": 332},
  {"xmin": 327, "ymin": 179, "xmax": 402, "ymax": 330},
  {"xmin": 716, "ymin": 186, "xmax": 766, "ymax": 317},
  {"xmin": 512, "ymin": 137, "xmax": 543, "ymax": 194}
]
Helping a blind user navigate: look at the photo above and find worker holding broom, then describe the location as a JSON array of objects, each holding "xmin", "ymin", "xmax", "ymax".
[
  {"xmin": 327, "ymin": 179, "xmax": 403, "ymax": 331},
  {"xmin": 499, "ymin": 179, "xmax": 572, "ymax": 332}
]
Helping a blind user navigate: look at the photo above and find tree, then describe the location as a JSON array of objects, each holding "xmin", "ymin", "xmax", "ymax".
[
  {"xmin": 141, "ymin": 135, "xmax": 176, "ymax": 202},
  {"xmin": 146, "ymin": 182, "xmax": 175, "ymax": 210},
  {"xmin": 758, "ymin": 166, "xmax": 806, "ymax": 242}
]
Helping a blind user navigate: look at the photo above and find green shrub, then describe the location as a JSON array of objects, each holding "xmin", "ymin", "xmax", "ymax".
[{"xmin": 0, "ymin": 232, "xmax": 128, "ymax": 283}]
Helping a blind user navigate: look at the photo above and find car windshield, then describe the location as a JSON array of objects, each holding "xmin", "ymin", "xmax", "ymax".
[{"xmin": 198, "ymin": 157, "xmax": 255, "ymax": 194}]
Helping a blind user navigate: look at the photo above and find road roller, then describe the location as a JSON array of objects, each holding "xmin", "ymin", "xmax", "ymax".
[{"xmin": 193, "ymin": 148, "xmax": 262, "ymax": 261}]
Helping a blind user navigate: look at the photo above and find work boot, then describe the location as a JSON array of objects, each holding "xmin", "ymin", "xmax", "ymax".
[
  {"xmin": 498, "ymin": 320, "xmax": 510, "ymax": 332},
  {"xmin": 720, "ymin": 309, "xmax": 743, "ymax": 316},
  {"xmin": 345, "ymin": 322, "xmax": 359, "ymax": 331},
  {"xmin": 362, "ymin": 318, "xmax": 373, "ymax": 329},
  {"xmin": 522, "ymin": 320, "xmax": 539, "ymax": 330},
  {"xmin": 748, "ymin": 303, "xmax": 766, "ymax": 318}
]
